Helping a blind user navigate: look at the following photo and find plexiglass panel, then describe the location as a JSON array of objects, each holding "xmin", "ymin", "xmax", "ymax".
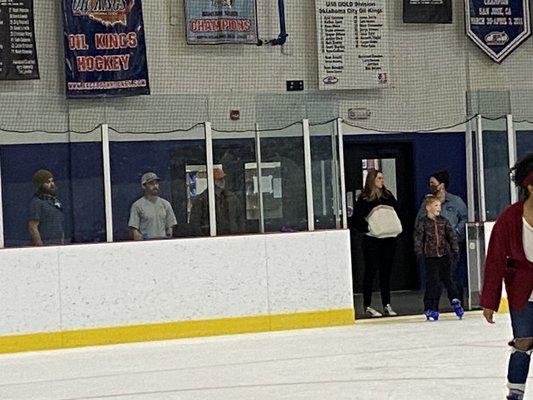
[
  {"xmin": 244, "ymin": 161, "xmax": 283, "ymax": 222},
  {"xmin": 109, "ymin": 126, "xmax": 207, "ymax": 240},
  {"xmin": 310, "ymin": 121, "xmax": 341, "ymax": 230},
  {"xmin": 259, "ymin": 123, "xmax": 307, "ymax": 232},
  {"xmin": 482, "ymin": 117, "xmax": 510, "ymax": 221},
  {"xmin": 1, "ymin": 130, "xmax": 105, "ymax": 247},
  {"xmin": 210, "ymin": 131, "xmax": 258, "ymax": 235},
  {"xmin": 515, "ymin": 125, "xmax": 533, "ymax": 161}
]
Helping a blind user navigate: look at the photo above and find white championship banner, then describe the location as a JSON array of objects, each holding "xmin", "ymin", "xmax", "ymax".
[{"xmin": 315, "ymin": 0, "xmax": 390, "ymax": 90}]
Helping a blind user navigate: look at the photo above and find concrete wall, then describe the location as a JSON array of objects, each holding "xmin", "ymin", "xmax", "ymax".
[{"xmin": 1, "ymin": 0, "xmax": 533, "ymax": 138}]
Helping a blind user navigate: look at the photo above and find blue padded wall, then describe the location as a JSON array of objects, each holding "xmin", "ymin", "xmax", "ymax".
[
  {"xmin": 343, "ymin": 132, "xmax": 467, "ymax": 212},
  {"xmin": 1, "ymin": 142, "xmax": 105, "ymax": 247},
  {"xmin": 517, "ymin": 131, "xmax": 533, "ymax": 160}
]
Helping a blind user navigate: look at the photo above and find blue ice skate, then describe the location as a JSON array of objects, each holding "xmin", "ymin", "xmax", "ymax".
[
  {"xmin": 452, "ymin": 299, "xmax": 464, "ymax": 319},
  {"xmin": 425, "ymin": 310, "xmax": 439, "ymax": 321}
]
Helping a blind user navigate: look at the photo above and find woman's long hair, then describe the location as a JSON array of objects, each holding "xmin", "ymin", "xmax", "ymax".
[
  {"xmin": 359, "ymin": 169, "xmax": 392, "ymax": 201},
  {"xmin": 511, "ymin": 153, "xmax": 533, "ymax": 199}
]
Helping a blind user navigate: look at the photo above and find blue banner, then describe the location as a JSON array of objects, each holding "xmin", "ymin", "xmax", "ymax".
[
  {"xmin": 185, "ymin": 0, "xmax": 258, "ymax": 45},
  {"xmin": 62, "ymin": 0, "xmax": 150, "ymax": 98},
  {"xmin": 466, "ymin": 0, "xmax": 531, "ymax": 63}
]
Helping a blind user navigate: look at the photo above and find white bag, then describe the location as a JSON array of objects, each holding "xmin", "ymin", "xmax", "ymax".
[{"xmin": 366, "ymin": 205, "xmax": 403, "ymax": 238}]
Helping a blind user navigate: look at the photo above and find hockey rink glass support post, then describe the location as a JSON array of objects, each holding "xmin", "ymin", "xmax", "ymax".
[
  {"xmin": 254, "ymin": 123, "xmax": 265, "ymax": 234},
  {"xmin": 507, "ymin": 114, "xmax": 519, "ymax": 204},
  {"xmin": 465, "ymin": 118, "xmax": 476, "ymax": 222},
  {"xmin": 302, "ymin": 119, "xmax": 315, "ymax": 231},
  {"xmin": 101, "ymin": 123, "xmax": 114, "ymax": 243},
  {"xmin": 475, "ymin": 115, "xmax": 487, "ymax": 222},
  {"xmin": 330, "ymin": 121, "xmax": 341, "ymax": 229},
  {"xmin": 204, "ymin": 122, "xmax": 217, "ymax": 237},
  {"xmin": 336, "ymin": 118, "xmax": 348, "ymax": 230}
]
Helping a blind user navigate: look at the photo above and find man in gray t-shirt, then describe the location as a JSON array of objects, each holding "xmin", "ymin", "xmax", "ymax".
[{"xmin": 128, "ymin": 172, "xmax": 177, "ymax": 240}]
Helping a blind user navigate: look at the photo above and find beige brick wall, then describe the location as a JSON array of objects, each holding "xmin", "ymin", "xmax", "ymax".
[{"xmin": 0, "ymin": 0, "xmax": 531, "ymax": 140}]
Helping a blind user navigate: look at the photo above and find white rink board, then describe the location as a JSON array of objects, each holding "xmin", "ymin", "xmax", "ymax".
[
  {"xmin": 0, "ymin": 230, "xmax": 353, "ymax": 335},
  {"xmin": 0, "ymin": 246, "xmax": 61, "ymax": 335}
]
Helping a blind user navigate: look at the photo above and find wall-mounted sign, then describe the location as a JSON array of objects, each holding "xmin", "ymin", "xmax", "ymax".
[
  {"xmin": 466, "ymin": 0, "xmax": 531, "ymax": 63},
  {"xmin": 0, "ymin": 0, "xmax": 39, "ymax": 80},
  {"xmin": 315, "ymin": 0, "xmax": 391, "ymax": 90},
  {"xmin": 62, "ymin": 0, "xmax": 150, "ymax": 98},
  {"xmin": 403, "ymin": 0, "xmax": 452, "ymax": 23},
  {"xmin": 185, "ymin": 0, "xmax": 258, "ymax": 45}
]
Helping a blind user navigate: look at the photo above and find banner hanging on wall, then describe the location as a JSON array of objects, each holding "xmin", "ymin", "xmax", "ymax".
[
  {"xmin": 466, "ymin": 0, "xmax": 531, "ymax": 63},
  {"xmin": 0, "ymin": 0, "xmax": 39, "ymax": 80},
  {"xmin": 185, "ymin": 0, "xmax": 259, "ymax": 45},
  {"xmin": 315, "ymin": 0, "xmax": 391, "ymax": 90},
  {"xmin": 62, "ymin": 0, "xmax": 150, "ymax": 98},
  {"xmin": 403, "ymin": 0, "xmax": 452, "ymax": 23}
]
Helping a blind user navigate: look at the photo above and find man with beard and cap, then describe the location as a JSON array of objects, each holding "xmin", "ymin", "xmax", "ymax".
[
  {"xmin": 417, "ymin": 170, "xmax": 468, "ymax": 303},
  {"xmin": 28, "ymin": 169, "xmax": 65, "ymax": 246},
  {"xmin": 128, "ymin": 172, "xmax": 177, "ymax": 240}
]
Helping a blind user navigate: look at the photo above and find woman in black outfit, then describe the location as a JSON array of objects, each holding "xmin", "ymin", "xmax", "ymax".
[{"xmin": 353, "ymin": 169, "xmax": 400, "ymax": 318}]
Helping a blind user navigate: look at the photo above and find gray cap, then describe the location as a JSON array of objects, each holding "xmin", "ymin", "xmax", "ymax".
[{"xmin": 141, "ymin": 172, "xmax": 160, "ymax": 185}]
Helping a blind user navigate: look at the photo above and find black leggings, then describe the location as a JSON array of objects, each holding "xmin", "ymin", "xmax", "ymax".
[
  {"xmin": 362, "ymin": 236, "xmax": 397, "ymax": 308},
  {"xmin": 423, "ymin": 255, "xmax": 459, "ymax": 312}
]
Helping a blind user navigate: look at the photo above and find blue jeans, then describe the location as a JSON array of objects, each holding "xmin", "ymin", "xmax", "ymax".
[
  {"xmin": 508, "ymin": 302, "xmax": 533, "ymax": 390},
  {"xmin": 450, "ymin": 242, "xmax": 467, "ymax": 303}
]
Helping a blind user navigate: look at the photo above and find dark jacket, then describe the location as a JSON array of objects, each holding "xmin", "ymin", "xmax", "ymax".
[
  {"xmin": 480, "ymin": 200, "xmax": 533, "ymax": 311},
  {"xmin": 414, "ymin": 215, "xmax": 458, "ymax": 258},
  {"xmin": 190, "ymin": 188, "xmax": 245, "ymax": 235},
  {"xmin": 416, "ymin": 192, "xmax": 468, "ymax": 242},
  {"xmin": 352, "ymin": 192, "xmax": 398, "ymax": 234}
]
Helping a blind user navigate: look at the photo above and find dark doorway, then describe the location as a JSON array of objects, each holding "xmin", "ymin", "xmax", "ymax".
[{"xmin": 344, "ymin": 141, "xmax": 419, "ymax": 314}]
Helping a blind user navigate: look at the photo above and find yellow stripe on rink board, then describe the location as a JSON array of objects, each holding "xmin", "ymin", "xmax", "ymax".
[
  {"xmin": 499, "ymin": 297, "xmax": 509, "ymax": 313},
  {"xmin": 0, "ymin": 332, "xmax": 64, "ymax": 354},
  {"xmin": 0, "ymin": 308, "xmax": 354, "ymax": 355},
  {"xmin": 270, "ymin": 308, "xmax": 355, "ymax": 331}
]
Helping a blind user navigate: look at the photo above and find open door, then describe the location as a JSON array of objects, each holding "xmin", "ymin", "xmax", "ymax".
[{"xmin": 344, "ymin": 142, "xmax": 419, "ymax": 315}]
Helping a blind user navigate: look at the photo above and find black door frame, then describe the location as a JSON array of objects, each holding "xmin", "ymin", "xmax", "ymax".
[{"xmin": 344, "ymin": 140, "xmax": 419, "ymax": 294}]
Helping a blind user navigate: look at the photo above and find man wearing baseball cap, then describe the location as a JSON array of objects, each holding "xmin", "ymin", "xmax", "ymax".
[
  {"xmin": 190, "ymin": 167, "xmax": 244, "ymax": 235},
  {"xmin": 128, "ymin": 172, "xmax": 177, "ymax": 240},
  {"xmin": 28, "ymin": 169, "xmax": 65, "ymax": 246}
]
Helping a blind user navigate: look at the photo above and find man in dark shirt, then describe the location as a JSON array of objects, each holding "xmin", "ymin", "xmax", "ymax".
[
  {"xmin": 28, "ymin": 169, "xmax": 65, "ymax": 246},
  {"xmin": 190, "ymin": 168, "xmax": 245, "ymax": 236}
]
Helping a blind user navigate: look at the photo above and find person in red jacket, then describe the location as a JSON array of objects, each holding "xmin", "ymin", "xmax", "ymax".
[{"xmin": 480, "ymin": 153, "xmax": 533, "ymax": 400}]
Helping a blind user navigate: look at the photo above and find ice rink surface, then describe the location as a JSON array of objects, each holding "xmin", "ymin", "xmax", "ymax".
[{"xmin": 0, "ymin": 311, "xmax": 528, "ymax": 400}]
